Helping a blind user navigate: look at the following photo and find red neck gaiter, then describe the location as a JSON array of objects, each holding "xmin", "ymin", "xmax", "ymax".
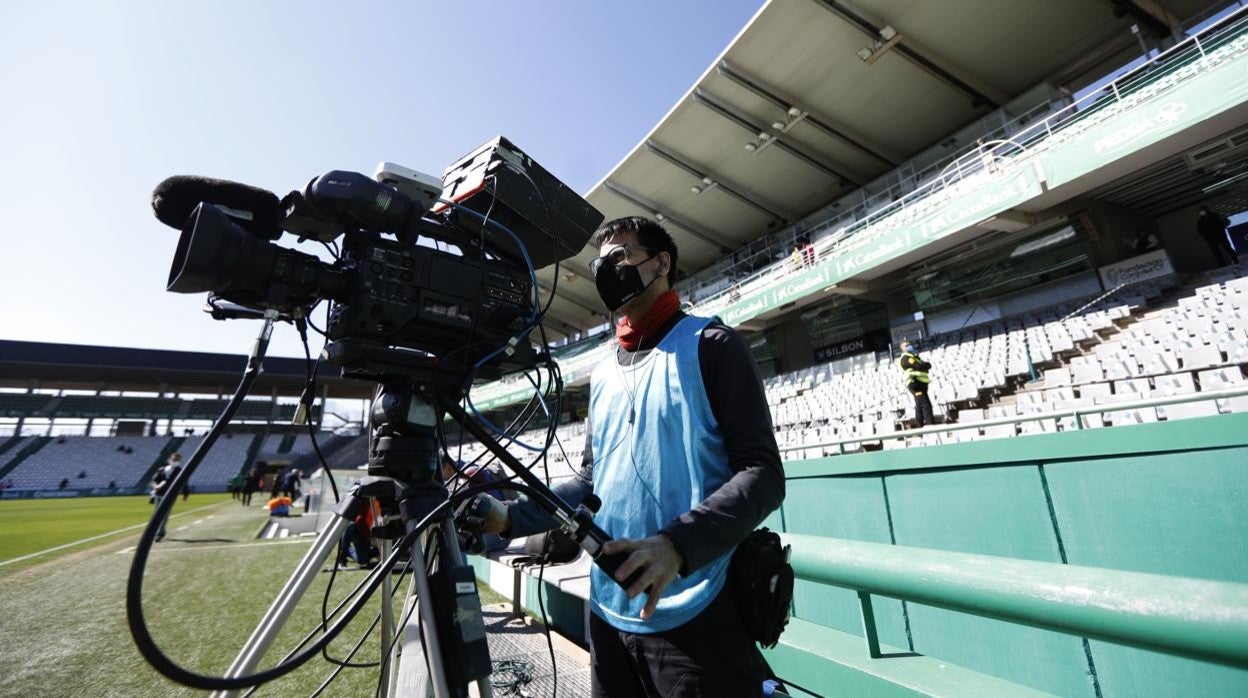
[{"xmin": 615, "ymin": 290, "xmax": 681, "ymax": 351}]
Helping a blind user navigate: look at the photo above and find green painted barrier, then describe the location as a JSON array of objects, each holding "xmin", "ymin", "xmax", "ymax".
[{"xmin": 782, "ymin": 534, "xmax": 1248, "ymax": 669}]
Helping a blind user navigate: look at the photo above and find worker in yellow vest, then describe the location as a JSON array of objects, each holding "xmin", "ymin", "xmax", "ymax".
[{"xmin": 899, "ymin": 340, "xmax": 934, "ymax": 427}]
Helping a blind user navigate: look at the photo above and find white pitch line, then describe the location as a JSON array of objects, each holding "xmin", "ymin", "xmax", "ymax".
[
  {"xmin": 0, "ymin": 501, "xmax": 231, "ymax": 568},
  {"xmin": 147, "ymin": 538, "xmax": 314, "ymax": 553}
]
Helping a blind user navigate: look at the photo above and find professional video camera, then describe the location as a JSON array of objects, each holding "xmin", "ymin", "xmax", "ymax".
[
  {"xmin": 132, "ymin": 138, "xmax": 635, "ymax": 696},
  {"xmin": 153, "ymin": 136, "xmax": 601, "ymax": 380}
]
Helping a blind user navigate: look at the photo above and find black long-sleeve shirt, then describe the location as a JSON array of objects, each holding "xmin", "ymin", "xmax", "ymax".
[{"xmin": 505, "ymin": 311, "xmax": 785, "ymax": 574}]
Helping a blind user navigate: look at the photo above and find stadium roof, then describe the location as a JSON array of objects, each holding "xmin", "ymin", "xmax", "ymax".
[
  {"xmin": 537, "ymin": 0, "xmax": 1219, "ymax": 332},
  {"xmin": 0, "ymin": 340, "xmax": 373, "ymax": 399}
]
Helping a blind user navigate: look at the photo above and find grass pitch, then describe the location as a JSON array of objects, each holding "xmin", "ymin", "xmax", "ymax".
[
  {"xmin": 0, "ymin": 493, "xmax": 232, "ymax": 569},
  {"xmin": 0, "ymin": 497, "xmax": 405, "ymax": 696}
]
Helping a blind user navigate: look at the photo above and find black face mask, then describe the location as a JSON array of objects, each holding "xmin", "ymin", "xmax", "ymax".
[{"xmin": 595, "ymin": 255, "xmax": 660, "ymax": 312}]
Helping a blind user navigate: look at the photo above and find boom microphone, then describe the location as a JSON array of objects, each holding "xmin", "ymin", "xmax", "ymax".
[{"xmin": 152, "ymin": 175, "xmax": 283, "ymax": 240}]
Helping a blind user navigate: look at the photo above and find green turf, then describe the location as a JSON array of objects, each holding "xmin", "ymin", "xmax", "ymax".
[
  {"xmin": 0, "ymin": 500, "xmax": 394, "ymax": 696},
  {"xmin": 0, "ymin": 494, "xmax": 232, "ymax": 568},
  {"xmin": 0, "ymin": 495, "xmax": 547, "ymax": 697}
]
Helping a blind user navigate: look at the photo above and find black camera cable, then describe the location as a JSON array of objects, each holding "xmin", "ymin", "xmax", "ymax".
[{"xmin": 295, "ymin": 317, "xmax": 341, "ymax": 503}]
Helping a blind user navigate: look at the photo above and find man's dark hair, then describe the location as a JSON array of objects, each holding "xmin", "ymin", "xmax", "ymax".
[{"xmin": 594, "ymin": 216, "xmax": 678, "ymax": 286}]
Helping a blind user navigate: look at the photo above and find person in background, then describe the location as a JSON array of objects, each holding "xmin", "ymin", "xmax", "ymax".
[
  {"xmin": 789, "ymin": 244, "xmax": 803, "ymax": 273},
  {"xmin": 241, "ymin": 468, "xmax": 260, "ymax": 506},
  {"xmin": 150, "ymin": 452, "xmax": 183, "ymax": 542},
  {"xmin": 281, "ymin": 469, "xmax": 301, "ymax": 500},
  {"xmin": 441, "ymin": 454, "xmax": 512, "ymax": 553},
  {"xmin": 1197, "ymin": 205, "xmax": 1238, "ymax": 267},
  {"xmin": 802, "ymin": 238, "xmax": 816, "ymax": 267},
  {"xmin": 1132, "ymin": 227, "xmax": 1161, "ymax": 255},
  {"xmin": 899, "ymin": 340, "xmax": 935, "ymax": 427},
  {"xmin": 227, "ymin": 473, "xmax": 244, "ymax": 500},
  {"xmin": 336, "ymin": 499, "xmax": 377, "ymax": 569}
]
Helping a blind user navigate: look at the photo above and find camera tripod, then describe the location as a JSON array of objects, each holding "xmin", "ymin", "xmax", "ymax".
[
  {"xmin": 211, "ymin": 372, "xmax": 514, "ymax": 698},
  {"xmin": 128, "ymin": 318, "xmax": 623, "ymax": 697}
]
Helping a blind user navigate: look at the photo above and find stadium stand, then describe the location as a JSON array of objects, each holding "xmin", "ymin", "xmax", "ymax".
[
  {"xmin": 180, "ymin": 433, "xmax": 259, "ymax": 491},
  {"xmin": 4, "ymin": 436, "xmax": 172, "ymax": 490},
  {"xmin": 451, "ymin": 268, "xmax": 1248, "ymax": 467},
  {"xmin": 0, "ymin": 436, "xmax": 35, "ymax": 472}
]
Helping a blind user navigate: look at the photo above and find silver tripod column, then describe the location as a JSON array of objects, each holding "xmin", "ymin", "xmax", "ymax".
[
  {"xmin": 378, "ymin": 537, "xmax": 397, "ymax": 696},
  {"xmin": 211, "ymin": 513, "xmax": 349, "ymax": 698}
]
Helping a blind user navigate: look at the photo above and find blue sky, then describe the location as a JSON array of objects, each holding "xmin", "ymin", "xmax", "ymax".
[{"xmin": 0, "ymin": 1, "xmax": 764, "ymax": 359}]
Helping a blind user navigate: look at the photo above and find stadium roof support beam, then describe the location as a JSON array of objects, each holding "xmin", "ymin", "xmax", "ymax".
[
  {"xmin": 813, "ymin": 0, "xmax": 1003, "ymax": 109},
  {"xmin": 1113, "ymin": 0, "xmax": 1178, "ymax": 39},
  {"xmin": 692, "ymin": 89, "xmax": 859, "ymax": 187},
  {"xmin": 538, "ymin": 305, "xmax": 588, "ymax": 333},
  {"xmin": 714, "ymin": 60, "xmax": 900, "ymax": 167},
  {"xmin": 550, "ymin": 289, "xmax": 606, "ymax": 319},
  {"xmin": 551, "ymin": 261, "xmax": 596, "ymax": 284},
  {"xmin": 643, "ymin": 139, "xmax": 792, "ymax": 223},
  {"xmin": 602, "ymin": 180, "xmax": 736, "ymax": 253}
]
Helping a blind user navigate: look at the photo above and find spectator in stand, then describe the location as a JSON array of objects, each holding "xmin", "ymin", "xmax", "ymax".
[
  {"xmin": 59, "ymin": 478, "xmax": 69, "ymax": 489},
  {"xmin": 1132, "ymin": 227, "xmax": 1161, "ymax": 255},
  {"xmin": 1197, "ymin": 206, "xmax": 1238, "ymax": 267},
  {"xmin": 899, "ymin": 340, "xmax": 935, "ymax": 427},
  {"xmin": 789, "ymin": 245, "xmax": 803, "ymax": 273},
  {"xmin": 77, "ymin": 470, "xmax": 86, "ymax": 479},
  {"xmin": 802, "ymin": 239, "xmax": 816, "ymax": 268}
]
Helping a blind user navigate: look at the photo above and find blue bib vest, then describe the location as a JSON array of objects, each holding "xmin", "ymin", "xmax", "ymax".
[{"xmin": 588, "ymin": 315, "xmax": 734, "ymax": 634}]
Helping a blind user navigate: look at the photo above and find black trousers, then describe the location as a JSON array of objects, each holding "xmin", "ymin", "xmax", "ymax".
[
  {"xmin": 589, "ymin": 588, "xmax": 770, "ymax": 698},
  {"xmin": 911, "ymin": 384, "xmax": 934, "ymax": 426},
  {"xmin": 1203, "ymin": 232, "xmax": 1239, "ymax": 267}
]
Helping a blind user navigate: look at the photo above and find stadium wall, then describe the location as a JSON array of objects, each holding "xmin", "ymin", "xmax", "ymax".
[
  {"xmin": 770, "ymin": 411, "xmax": 1248, "ymax": 697},
  {"xmin": 0, "ymin": 486, "xmax": 144, "ymax": 500}
]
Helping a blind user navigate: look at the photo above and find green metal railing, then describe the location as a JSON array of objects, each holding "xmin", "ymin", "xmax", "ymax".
[
  {"xmin": 781, "ymin": 385, "xmax": 1248, "ymax": 455},
  {"xmin": 781, "ymin": 534, "xmax": 1248, "ymax": 669}
]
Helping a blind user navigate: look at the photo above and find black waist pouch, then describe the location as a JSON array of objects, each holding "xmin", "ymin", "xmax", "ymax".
[{"xmin": 728, "ymin": 527, "xmax": 793, "ymax": 648}]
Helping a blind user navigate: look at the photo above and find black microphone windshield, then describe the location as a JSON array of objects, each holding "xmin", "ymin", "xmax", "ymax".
[{"xmin": 152, "ymin": 175, "xmax": 282, "ymax": 240}]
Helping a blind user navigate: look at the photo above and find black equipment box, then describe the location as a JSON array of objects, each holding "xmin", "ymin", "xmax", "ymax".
[{"xmin": 437, "ymin": 136, "xmax": 603, "ymax": 270}]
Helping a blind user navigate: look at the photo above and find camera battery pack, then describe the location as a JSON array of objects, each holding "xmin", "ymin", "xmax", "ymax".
[{"xmin": 428, "ymin": 563, "xmax": 492, "ymax": 684}]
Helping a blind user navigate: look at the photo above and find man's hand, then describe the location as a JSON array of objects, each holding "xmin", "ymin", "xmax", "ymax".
[{"xmin": 600, "ymin": 534, "xmax": 684, "ymax": 621}]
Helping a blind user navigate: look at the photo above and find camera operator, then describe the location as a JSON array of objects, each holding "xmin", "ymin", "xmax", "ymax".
[{"xmin": 475, "ymin": 217, "xmax": 785, "ymax": 697}]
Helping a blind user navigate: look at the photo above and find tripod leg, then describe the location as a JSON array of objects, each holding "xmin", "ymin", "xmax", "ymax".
[
  {"xmin": 378, "ymin": 538, "xmax": 395, "ymax": 698},
  {"xmin": 210, "ymin": 514, "xmax": 349, "ymax": 698},
  {"xmin": 396, "ymin": 531, "xmax": 452, "ymax": 698}
]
